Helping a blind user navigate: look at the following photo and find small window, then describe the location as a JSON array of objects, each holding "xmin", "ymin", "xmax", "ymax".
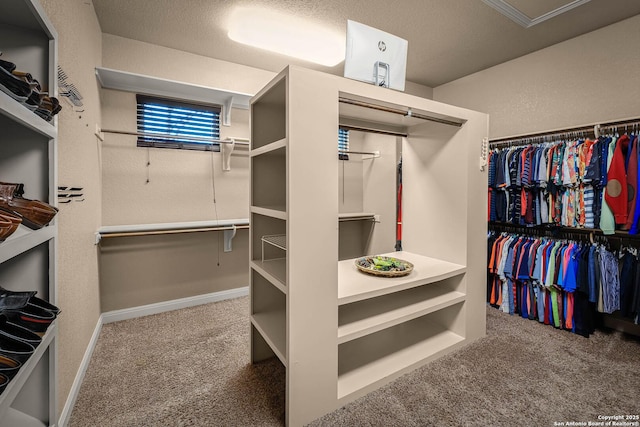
[
  {"xmin": 136, "ymin": 95, "xmax": 221, "ymax": 151},
  {"xmin": 339, "ymin": 127, "xmax": 349, "ymax": 160}
]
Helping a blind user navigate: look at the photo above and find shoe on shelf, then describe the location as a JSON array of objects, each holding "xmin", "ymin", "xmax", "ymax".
[
  {"xmin": 0, "ymin": 353, "xmax": 21, "ymax": 380},
  {"xmin": 0, "ymin": 332, "xmax": 35, "ymax": 364},
  {"xmin": 34, "ymin": 96, "xmax": 61, "ymax": 122},
  {"xmin": 28, "ymin": 296, "xmax": 60, "ymax": 316},
  {"xmin": 0, "ymin": 372, "xmax": 9, "ymax": 395},
  {"xmin": 0, "ymin": 182, "xmax": 58, "ymax": 230},
  {"xmin": 0, "ymin": 321, "xmax": 42, "ymax": 348},
  {"xmin": 0, "ymin": 59, "xmax": 16, "ymax": 73},
  {"xmin": 0, "ymin": 63, "xmax": 32, "ymax": 102},
  {"xmin": 0, "ymin": 211, "xmax": 22, "ymax": 242},
  {"xmin": 4, "ymin": 303, "xmax": 56, "ymax": 337},
  {"xmin": 0, "ymin": 287, "xmax": 36, "ymax": 311}
]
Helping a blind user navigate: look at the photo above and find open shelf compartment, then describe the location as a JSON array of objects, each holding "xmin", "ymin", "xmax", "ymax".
[
  {"xmin": 338, "ymin": 251, "xmax": 466, "ymax": 305},
  {"xmin": 251, "ymin": 76, "xmax": 286, "ymax": 150},
  {"xmin": 0, "ymin": 324, "xmax": 55, "ymax": 422},
  {"xmin": 338, "ymin": 302, "xmax": 465, "ymax": 400},
  {"xmin": 251, "ymin": 269, "xmax": 286, "ymax": 366},
  {"xmin": 251, "ymin": 145, "xmax": 286, "ymax": 211},
  {"xmin": 338, "ymin": 275, "xmax": 466, "ymax": 344}
]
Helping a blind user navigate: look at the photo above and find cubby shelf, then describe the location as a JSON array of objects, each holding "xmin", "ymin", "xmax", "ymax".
[
  {"xmin": 0, "ymin": 91, "xmax": 57, "ymax": 139},
  {"xmin": 250, "ymin": 206, "xmax": 287, "ymax": 220},
  {"xmin": 0, "ymin": 226, "xmax": 56, "ymax": 264},
  {"xmin": 337, "ymin": 318, "xmax": 465, "ymax": 400},
  {"xmin": 250, "ymin": 260, "xmax": 286, "ymax": 293},
  {"xmin": 338, "ymin": 284, "xmax": 466, "ymax": 344},
  {"xmin": 0, "ymin": 1, "xmax": 58, "ymax": 425},
  {"xmin": 251, "ymin": 312, "xmax": 287, "ymax": 366},
  {"xmin": 0, "ymin": 323, "xmax": 56, "ymax": 420},
  {"xmin": 338, "ymin": 251, "xmax": 466, "ymax": 305},
  {"xmin": 250, "ymin": 138, "xmax": 286, "ymax": 157}
]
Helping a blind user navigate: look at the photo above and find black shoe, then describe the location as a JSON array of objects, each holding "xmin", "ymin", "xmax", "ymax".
[{"xmin": 0, "ymin": 287, "xmax": 36, "ymax": 311}]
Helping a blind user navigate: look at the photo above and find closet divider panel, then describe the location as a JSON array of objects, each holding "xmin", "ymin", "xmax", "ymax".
[{"xmin": 285, "ymin": 67, "xmax": 340, "ymax": 427}]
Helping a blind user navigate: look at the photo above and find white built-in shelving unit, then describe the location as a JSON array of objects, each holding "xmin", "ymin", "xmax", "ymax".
[
  {"xmin": 0, "ymin": 1, "xmax": 58, "ymax": 425},
  {"xmin": 250, "ymin": 66, "xmax": 488, "ymax": 426}
]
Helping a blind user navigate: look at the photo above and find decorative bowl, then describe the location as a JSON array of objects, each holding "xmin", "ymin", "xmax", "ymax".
[{"xmin": 355, "ymin": 255, "xmax": 414, "ymax": 277}]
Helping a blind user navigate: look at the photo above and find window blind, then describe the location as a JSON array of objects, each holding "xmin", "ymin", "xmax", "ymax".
[
  {"xmin": 136, "ymin": 95, "xmax": 221, "ymax": 151},
  {"xmin": 339, "ymin": 127, "xmax": 349, "ymax": 160}
]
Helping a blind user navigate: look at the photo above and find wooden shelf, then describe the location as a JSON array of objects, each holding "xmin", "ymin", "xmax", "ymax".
[
  {"xmin": 338, "ymin": 251, "xmax": 466, "ymax": 305},
  {"xmin": 337, "ymin": 319, "xmax": 464, "ymax": 400},
  {"xmin": 251, "ymin": 312, "xmax": 286, "ymax": 366},
  {"xmin": 0, "ymin": 323, "xmax": 56, "ymax": 419},
  {"xmin": 250, "ymin": 138, "xmax": 286, "ymax": 157},
  {"xmin": 338, "ymin": 284, "xmax": 465, "ymax": 344},
  {"xmin": 0, "ymin": 225, "xmax": 56, "ymax": 264},
  {"xmin": 250, "ymin": 259, "xmax": 287, "ymax": 293},
  {"xmin": 251, "ymin": 206, "xmax": 287, "ymax": 220}
]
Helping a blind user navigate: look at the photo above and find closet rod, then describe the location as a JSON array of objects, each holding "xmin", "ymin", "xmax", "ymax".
[
  {"xmin": 339, "ymin": 149, "xmax": 380, "ymax": 156},
  {"xmin": 101, "ymin": 129, "xmax": 250, "ymax": 145},
  {"xmin": 488, "ymin": 222, "xmax": 640, "ymax": 242},
  {"xmin": 99, "ymin": 224, "xmax": 250, "ymax": 239},
  {"xmin": 489, "ymin": 117, "xmax": 640, "ymax": 148},
  {"xmin": 340, "ymin": 124, "xmax": 407, "ymax": 138},
  {"xmin": 338, "ymin": 97, "xmax": 464, "ymax": 127}
]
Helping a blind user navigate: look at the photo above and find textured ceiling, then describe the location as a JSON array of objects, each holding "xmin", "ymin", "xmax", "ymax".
[{"xmin": 90, "ymin": 0, "xmax": 640, "ymax": 88}]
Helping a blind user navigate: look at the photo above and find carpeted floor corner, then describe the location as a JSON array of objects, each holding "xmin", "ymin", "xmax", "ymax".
[{"xmin": 69, "ymin": 297, "xmax": 640, "ymax": 426}]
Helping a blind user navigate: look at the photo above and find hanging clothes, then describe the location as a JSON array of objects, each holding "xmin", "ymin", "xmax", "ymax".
[
  {"xmin": 488, "ymin": 133, "xmax": 639, "ymax": 234},
  {"xmin": 487, "ymin": 231, "xmax": 640, "ymax": 337}
]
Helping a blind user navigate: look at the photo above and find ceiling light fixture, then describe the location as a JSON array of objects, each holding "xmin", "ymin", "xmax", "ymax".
[{"xmin": 227, "ymin": 7, "xmax": 345, "ymax": 67}]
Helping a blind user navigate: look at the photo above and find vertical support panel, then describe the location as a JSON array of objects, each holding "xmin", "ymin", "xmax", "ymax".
[
  {"xmin": 460, "ymin": 112, "xmax": 489, "ymax": 342},
  {"xmin": 286, "ymin": 67, "xmax": 339, "ymax": 426}
]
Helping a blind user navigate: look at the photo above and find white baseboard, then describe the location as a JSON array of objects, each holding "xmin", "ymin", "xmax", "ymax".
[
  {"xmin": 57, "ymin": 315, "xmax": 103, "ymax": 427},
  {"xmin": 57, "ymin": 286, "xmax": 249, "ymax": 426},
  {"xmin": 101, "ymin": 286, "xmax": 249, "ymax": 324}
]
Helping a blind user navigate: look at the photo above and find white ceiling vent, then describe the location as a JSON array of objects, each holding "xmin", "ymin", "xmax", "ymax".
[{"xmin": 481, "ymin": 0, "xmax": 592, "ymax": 28}]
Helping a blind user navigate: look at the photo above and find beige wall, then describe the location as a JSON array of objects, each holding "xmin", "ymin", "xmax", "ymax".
[
  {"xmin": 100, "ymin": 90, "xmax": 251, "ymax": 225},
  {"xmin": 100, "ymin": 34, "xmax": 277, "ymax": 225},
  {"xmin": 99, "ymin": 229, "xmax": 250, "ymax": 311},
  {"xmin": 433, "ymin": 14, "xmax": 640, "ymax": 139},
  {"xmin": 40, "ymin": 0, "xmax": 103, "ymax": 418},
  {"xmin": 98, "ymin": 36, "xmax": 279, "ymax": 311}
]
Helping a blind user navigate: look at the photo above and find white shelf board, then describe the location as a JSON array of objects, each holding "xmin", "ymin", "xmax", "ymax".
[
  {"xmin": 251, "ymin": 206, "xmax": 287, "ymax": 220},
  {"xmin": 338, "ymin": 285, "xmax": 465, "ymax": 344},
  {"xmin": 338, "ymin": 251, "xmax": 466, "ymax": 305},
  {"xmin": 0, "ymin": 225, "xmax": 56, "ymax": 264},
  {"xmin": 338, "ymin": 212, "xmax": 376, "ymax": 222},
  {"xmin": 251, "ymin": 259, "xmax": 287, "ymax": 293},
  {"xmin": 261, "ymin": 234, "xmax": 286, "ymax": 251},
  {"xmin": 251, "ymin": 312, "xmax": 287, "ymax": 367},
  {"xmin": 95, "ymin": 67, "xmax": 252, "ymax": 110},
  {"xmin": 250, "ymin": 138, "xmax": 286, "ymax": 157},
  {"xmin": 0, "ymin": 90, "xmax": 56, "ymax": 139},
  {"xmin": 0, "ymin": 408, "xmax": 45, "ymax": 427},
  {"xmin": 337, "ymin": 322, "xmax": 464, "ymax": 400},
  {"xmin": 0, "ymin": 323, "xmax": 56, "ymax": 419}
]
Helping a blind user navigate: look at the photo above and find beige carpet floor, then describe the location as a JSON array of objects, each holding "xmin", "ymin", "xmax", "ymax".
[{"xmin": 69, "ymin": 297, "xmax": 640, "ymax": 426}]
